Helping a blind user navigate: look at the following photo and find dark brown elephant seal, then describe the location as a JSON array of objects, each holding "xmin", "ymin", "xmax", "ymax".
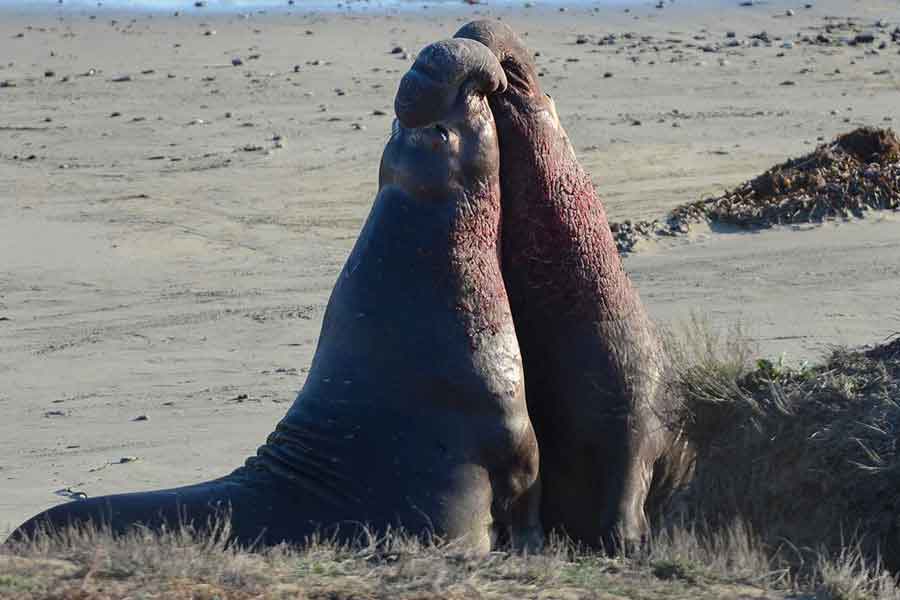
[
  {"xmin": 455, "ymin": 21, "xmax": 693, "ymax": 551},
  {"xmin": 8, "ymin": 38, "xmax": 542, "ymax": 553}
]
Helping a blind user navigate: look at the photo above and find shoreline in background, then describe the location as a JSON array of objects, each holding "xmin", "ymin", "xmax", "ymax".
[{"xmin": 0, "ymin": 0, "xmax": 765, "ymax": 16}]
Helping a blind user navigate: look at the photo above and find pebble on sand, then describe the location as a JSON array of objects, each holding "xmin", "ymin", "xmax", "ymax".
[{"xmin": 55, "ymin": 488, "xmax": 88, "ymax": 500}]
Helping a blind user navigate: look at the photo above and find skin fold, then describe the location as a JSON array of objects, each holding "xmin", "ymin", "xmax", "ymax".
[
  {"xmin": 8, "ymin": 38, "xmax": 542, "ymax": 553},
  {"xmin": 456, "ymin": 20, "xmax": 694, "ymax": 551}
]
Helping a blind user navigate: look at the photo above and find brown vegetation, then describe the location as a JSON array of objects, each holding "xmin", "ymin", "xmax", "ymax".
[
  {"xmin": 667, "ymin": 316, "xmax": 900, "ymax": 580},
  {"xmin": 1, "ymin": 521, "xmax": 785, "ymax": 600},
  {"xmin": 612, "ymin": 127, "xmax": 900, "ymax": 252}
]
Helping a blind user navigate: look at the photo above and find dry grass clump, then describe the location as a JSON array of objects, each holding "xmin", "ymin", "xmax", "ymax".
[
  {"xmin": 6, "ymin": 513, "xmax": 900, "ymax": 598},
  {"xmin": 612, "ymin": 127, "xmax": 900, "ymax": 253},
  {"xmin": 667, "ymin": 317, "xmax": 900, "ymax": 579},
  {"xmin": 1, "ymin": 521, "xmax": 788, "ymax": 599}
]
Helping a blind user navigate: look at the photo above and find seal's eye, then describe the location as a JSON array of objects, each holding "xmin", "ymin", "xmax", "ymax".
[{"xmin": 435, "ymin": 124, "xmax": 450, "ymax": 143}]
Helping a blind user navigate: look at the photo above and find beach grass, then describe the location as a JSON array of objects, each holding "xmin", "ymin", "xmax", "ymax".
[
  {"xmin": 2, "ymin": 513, "xmax": 898, "ymax": 598},
  {"xmin": 666, "ymin": 315, "xmax": 900, "ymax": 578}
]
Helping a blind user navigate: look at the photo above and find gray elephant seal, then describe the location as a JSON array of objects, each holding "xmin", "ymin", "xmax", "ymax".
[
  {"xmin": 9, "ymin": 38, "xmax": 542, "ymax": 553},
  {"xmin": 456, "ymin": 21, "xmax": 693, "ymax": 551}
]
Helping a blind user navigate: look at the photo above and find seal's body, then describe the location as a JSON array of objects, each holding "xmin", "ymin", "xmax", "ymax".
[
  {"xmin": 10, "ymin": 39, "xmax": 542, "ymax": 552},
  {"xmin": 456, "ymin": 21, "xmax": 692, "ymax": 550}
]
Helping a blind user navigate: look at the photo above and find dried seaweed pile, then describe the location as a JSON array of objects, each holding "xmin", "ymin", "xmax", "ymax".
[
  {"xmin": 611, "ymin": 127, "xmax": 900, "ymax": 254},
  {"xmin": 669, "ymin": 333, "xmax": 900, "ymax": 572},
  {"xmin": 799, "ymin": 19, "xmax": 900, "ymax": 47}
]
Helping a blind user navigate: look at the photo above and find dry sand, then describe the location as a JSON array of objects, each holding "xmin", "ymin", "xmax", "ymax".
[{"xmin": 1, "ymin": 0, "xmax": 899, "ymax": 532}]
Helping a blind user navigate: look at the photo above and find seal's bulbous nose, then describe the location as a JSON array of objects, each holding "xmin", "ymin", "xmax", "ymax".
[
  {"xmin": 394, "ymin": 38, "xmax": 507, "ymax": 129},
  {"xmin": 455, "ymin": 21, "xmax": 540, "ymax": 96}
]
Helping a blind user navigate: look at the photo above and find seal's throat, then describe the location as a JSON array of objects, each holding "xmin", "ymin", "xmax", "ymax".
[{"xmin": 241, "ymin": 182, "xmax": 514, "ymax": 508}]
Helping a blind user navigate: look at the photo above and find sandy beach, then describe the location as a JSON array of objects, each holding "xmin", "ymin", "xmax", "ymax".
[{"xmin": 2, "ymin": 0, "xmax": 899, "ymax": 532}]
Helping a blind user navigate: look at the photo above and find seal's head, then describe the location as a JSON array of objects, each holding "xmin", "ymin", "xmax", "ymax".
[
  {"xmin": 454, "ymin": 21, "xmax": 558, "ymax": 125},
  {"xmin": 380, "ymin": 38, "xmax": 507, "ymax": 201}
]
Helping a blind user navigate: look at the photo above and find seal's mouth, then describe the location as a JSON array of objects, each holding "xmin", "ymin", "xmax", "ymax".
[
  {"xmin": 544, "ymin": 93, "xmax": 562, "ymax": 128},
  {"xmin": 452, "ymin": 21, "xmax": 549, "ymax": 114},
  {"xmin": 501, "ymin": 58, "xmax": 534, "ymax": 96}
]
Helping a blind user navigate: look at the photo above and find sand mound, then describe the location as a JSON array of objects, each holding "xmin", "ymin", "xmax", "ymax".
[
  {"xmin": 669, "ymin": 333, "xmax": 900, "ymax": 572},
  {"xmin": 612, "ymin": 127, "xmax": 900, "ymax": 253}
]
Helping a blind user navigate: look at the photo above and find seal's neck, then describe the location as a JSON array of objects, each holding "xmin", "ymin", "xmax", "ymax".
[
  {"xmin": 550, "ymin": 164, "xmax": 640, "ymax": 322},
  {"xmin": 495, "ymin": 104, "xmax": 639, "ymax": 324},
  {"xmin": 449, "ymin": 176, "xmax": 510, "ymax": 337}
]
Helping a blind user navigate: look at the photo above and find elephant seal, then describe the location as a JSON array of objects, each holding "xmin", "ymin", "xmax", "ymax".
[
  {"xmin": 455, "ymin": 21, "xmax": 693, "ymax": 551},
  {"xmin": 9, "ymin": 38, "xmax": 542, "ymax": 553}
]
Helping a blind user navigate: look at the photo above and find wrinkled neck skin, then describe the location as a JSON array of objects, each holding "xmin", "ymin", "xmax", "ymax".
[
  {"xmin": 489, "ymin": 57, "xmax": 640, "ymax": 326},
  {"xmin": 380, "ymin": 91, "xmax": 509, "ymax": 337},
  {"xmin": 485, "ymin": 42, "xmax": 672, "ymax": 418}
]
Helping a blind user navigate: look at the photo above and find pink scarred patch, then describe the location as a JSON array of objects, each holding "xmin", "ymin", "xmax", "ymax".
[
  {"xmin": 449, "ymin": 179, "xmax": 511, "ymax": 337},
  {"xmin": 497, "ymin": 104, "xmax": 641, "ymax": 324}
]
